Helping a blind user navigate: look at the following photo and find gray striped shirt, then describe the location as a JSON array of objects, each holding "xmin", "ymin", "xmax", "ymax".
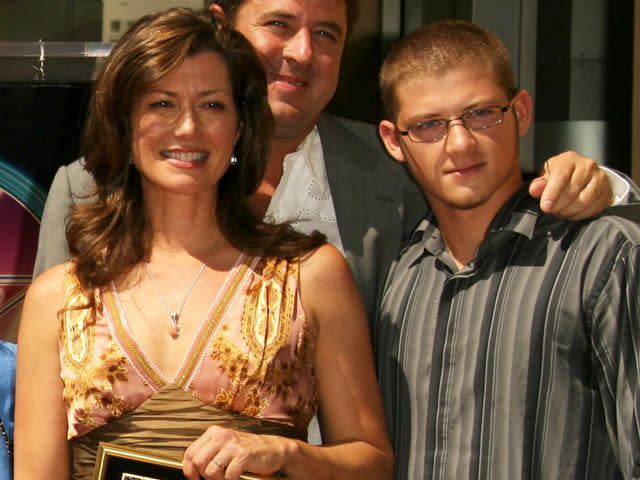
[{"xmin": 377, "ymin": 186, "xmax": 640, "ymax": 479}]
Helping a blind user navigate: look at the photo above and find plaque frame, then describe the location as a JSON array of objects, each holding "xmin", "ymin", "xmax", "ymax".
[{"xmin": 92, "ymin": 442, "xmax": 280, "ymax": 480}]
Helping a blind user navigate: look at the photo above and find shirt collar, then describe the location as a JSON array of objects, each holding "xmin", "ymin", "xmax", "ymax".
[
  {"xmin": 282, "ymin": 127, "xmax": 326, "ymax": 187},
  {"xmin": 485, "ymin": 183, "xmax": 540, "ymax": 240},
  {"xmin": 407, "ymin": 182, "xmax": 541, "ymax": 261}
]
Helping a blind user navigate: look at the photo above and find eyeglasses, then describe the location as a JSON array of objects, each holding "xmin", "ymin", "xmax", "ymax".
[{"xmin": 396, "ymin": 104, "xmax": 512, "ymax": 144}]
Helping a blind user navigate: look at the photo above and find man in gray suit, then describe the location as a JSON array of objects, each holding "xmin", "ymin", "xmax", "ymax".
[{"xmin": 34, "ymin": 0, "xmax": 622, "ymax": 324}]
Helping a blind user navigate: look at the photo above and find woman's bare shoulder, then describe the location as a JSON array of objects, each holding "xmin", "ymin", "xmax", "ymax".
[
  {"xmin": 28, "ymin": 262, "xmax": 68, "ymax": 301},
  {"xmin": 298, "ymin": 244, "xmax": 364, "ymax": 324},
  {"xmin": 22, "ymin": 263, "xmax": 70, "ymax": 326},
  {"xmin": 299, "ymin": 243, "xmax": 351, "ymax": 281}
]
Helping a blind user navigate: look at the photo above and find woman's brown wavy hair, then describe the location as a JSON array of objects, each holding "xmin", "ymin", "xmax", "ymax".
[{"xmin": 67, "ymin": 7, "xmax": 324, "ymax": 297}]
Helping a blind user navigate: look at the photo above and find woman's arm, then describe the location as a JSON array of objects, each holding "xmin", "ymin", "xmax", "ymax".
[
  {"xmin": 14, "ymin": 264, "xmax": 70, "ymax": 479},
  {"xmin": 183, "ymin": 245, "xmax": 392, "ymax": 480},
  {"xmin": 291, "ymin": 243, "xmax": 393, "ymax": 478}
]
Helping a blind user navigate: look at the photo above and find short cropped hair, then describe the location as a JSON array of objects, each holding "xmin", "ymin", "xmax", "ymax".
[
  {"xmin": 380, "ymin": 20, "xmax": 516, "ymax": 120},
  {"xmin": 205, "ymin": 0, "xmax": 359, "ymax": 36}
]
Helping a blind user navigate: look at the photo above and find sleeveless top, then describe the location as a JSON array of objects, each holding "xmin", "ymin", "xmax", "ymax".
[{"xmin": 58, "ymin": 254, "xmax": 318, "ymax": 441}]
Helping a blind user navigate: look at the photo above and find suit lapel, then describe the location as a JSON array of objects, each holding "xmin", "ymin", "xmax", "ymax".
[
  {"xmin": 316, "ymin": 114, "xmax": 416, "ymax": 325},
  {"xmin": 316, "ymin": 114, "xmax": 372, "ymax": 257}
]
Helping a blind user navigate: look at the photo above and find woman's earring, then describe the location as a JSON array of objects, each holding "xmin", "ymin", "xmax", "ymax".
[
  {"xmin": 128, "ymin": 152, "xmax": 133, "ymax": 165},
  {"xmin": 230, "ymin": 153, "xmax": 238, "ymax": 166}
]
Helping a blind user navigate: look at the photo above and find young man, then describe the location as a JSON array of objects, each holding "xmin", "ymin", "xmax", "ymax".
[
  {"xmin": 377, "ymin": 20, "xmax": 640, "ymax": 479},
  {"xmin": 34, "ymin": 0, "xmax": 626, "ymax": 327}
]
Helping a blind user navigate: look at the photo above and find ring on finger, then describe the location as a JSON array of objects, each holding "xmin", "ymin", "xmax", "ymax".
[
  {"xmin": 212, "ymin": 458, "xmax": 225, "ymax": 470},
  {"xmin": 584, "ymin": 182, "xmax": 600, "ymax": 198}
]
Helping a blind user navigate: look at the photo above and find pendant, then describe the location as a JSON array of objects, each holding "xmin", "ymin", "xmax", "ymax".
[{"xmin": 169, "ymin": 313, "xmax": 180, "ymax": 338}]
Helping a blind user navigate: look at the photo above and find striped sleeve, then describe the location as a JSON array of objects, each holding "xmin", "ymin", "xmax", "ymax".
[{"xmin": 591, "ymin": 237, "xmax": 640, "ymax": 477}]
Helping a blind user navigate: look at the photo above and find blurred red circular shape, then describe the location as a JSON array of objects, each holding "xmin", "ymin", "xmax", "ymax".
[{"xmin": 0, "ymin": 189, "xmax": 39, "ymax": 341}]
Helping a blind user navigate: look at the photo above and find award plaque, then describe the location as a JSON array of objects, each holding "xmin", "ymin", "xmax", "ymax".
[{"xmin": 93, "ymin": 442, "xmax": 281, "ymax": 480}]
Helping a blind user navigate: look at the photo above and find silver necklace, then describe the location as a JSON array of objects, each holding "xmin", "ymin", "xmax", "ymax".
[{"xmin": 143, "ymin": 261, "xmax": 207, "ymax": 338}]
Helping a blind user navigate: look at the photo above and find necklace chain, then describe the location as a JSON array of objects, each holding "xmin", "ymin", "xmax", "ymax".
[{"xmin": 143, "ymin": 261, "xmax": 207, "ymax": 338}]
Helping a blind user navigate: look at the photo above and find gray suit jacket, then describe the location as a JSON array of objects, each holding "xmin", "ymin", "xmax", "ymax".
[
  {"xmin": 33, "ymin": 158, "xmax": 94, "ymax": 276},
  {"xmin": 316, "ymin": 114, "xmax": 424, "ymax": 325},
  {"xmin": 34, "ymin": 114, "xmax": 425, "ymax": 327}
]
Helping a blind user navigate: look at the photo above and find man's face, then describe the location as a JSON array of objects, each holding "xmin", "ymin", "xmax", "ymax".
[
  {"xmin": 380, "ymin": 66, "xmax": 531, "ymax": 215},
  {"xmin": 232, "ymin": 0, "xmax": 347, "ymax": 141}
]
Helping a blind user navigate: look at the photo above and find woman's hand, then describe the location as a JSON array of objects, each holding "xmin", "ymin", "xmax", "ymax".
[{"xmin": 182, "ymin": 426, "xmax": 297, "ymax": 480}]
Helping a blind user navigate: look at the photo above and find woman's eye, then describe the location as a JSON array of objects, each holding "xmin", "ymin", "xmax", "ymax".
[
  {"xmin": 149, "ymin": 100, "xmax": 171, "ymax": 109},
  {"xmin": 205, "ymin": 101, "xmax": 225, "ymax": 110}
]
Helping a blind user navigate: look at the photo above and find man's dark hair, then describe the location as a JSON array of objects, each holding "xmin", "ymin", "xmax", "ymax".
[{"xmin": 205, "ymin": 0, "xmax": 359, "ymax": 35}]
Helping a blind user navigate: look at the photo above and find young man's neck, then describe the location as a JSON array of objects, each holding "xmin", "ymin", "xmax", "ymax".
[
  {"xmin": 429, "ymin": 184, "xmax": 522, "ymax": 269},
  {"xmin": 434, "ymin": 206, "xmax": 491, "ymax": 269}
]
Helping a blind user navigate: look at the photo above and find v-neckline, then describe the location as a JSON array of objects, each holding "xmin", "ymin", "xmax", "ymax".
[{"xmin": 103, "ymin": 253, "xmax": 256, "ymax": 389}]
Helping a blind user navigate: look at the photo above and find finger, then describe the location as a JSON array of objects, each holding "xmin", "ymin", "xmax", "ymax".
[
  {"xmin": 552, "ymin": 186, "xmax": 600, "ymax": 220},
  {"xmin": 185, "ymin": 452, "xmax": 221, "ymax": 480},
  {"xmin": 182, "ymin": 461, "xmax": 200, "ymax": 480},
  {"xmin": 551, "ymin": 168, "xmax": 612, "ymax": 219},
  {"xmin": 564, "ymin": 182, "xmax": 608, "ymax": 220},
  {"xmin": 561, "ymin": 155, "xmax": 604, "ymax": 210},
  {"xmin": 550, "ymin": 180, "xmax": 603, "ymax": 219},
  {"xmin": 540, "ymin": 151, "xmax": 607, "ymax": 213},
  {"xmin": 183, "ymin": 446, "xmax": 202, "ymax": 480},
  {"xmin": 224, "ymin": 456, "xmax": 248, "ymax": 480},
  {"xmin": 201, "ymin": 455, "xmax": 228, "ymax": 480},
  {"xmin": 591, "ymin": 168, "xmax": 613, "ymax": 205},
  {"xmin": 547, "ymin": 185, "xmax": 596, "ymax": 219},
  {"xmin": 206, "ymin": 444, "xmax": 249, "ymax": 480},
  {"xmin": 528, "ymin": 176, "xmax": 547, "ymax": 201},
  {"xmin": 184, "ymin": 429, "xmax": 226, "ymax": 479},
  {"xmin": 539, "ymin": 163, "xmax": 576, "ymax": 213}
]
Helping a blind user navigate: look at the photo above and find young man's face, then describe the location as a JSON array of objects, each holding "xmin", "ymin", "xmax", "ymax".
[
  {"xmin": 380, "ymin": 65, "xmax": 531, "ymax": 215},
  {"xmin": 231, "ymin": 0, "xmax": 347, "ymax": 142}
]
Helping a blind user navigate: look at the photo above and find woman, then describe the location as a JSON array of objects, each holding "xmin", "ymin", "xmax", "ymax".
[{"xmin": 14, "ymin": 8, "xmax": 391, "ymax": 480}]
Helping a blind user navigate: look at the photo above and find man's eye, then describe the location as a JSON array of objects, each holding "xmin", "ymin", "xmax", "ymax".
[
  {"xmin": 316, "ymin": 30, "xmax": 338, "ymax": 42},
  {"xmin": 414, "ymin": 120, "xmax": 444, "ymax": 130},
  {"xmin": 466, "ymin": 108, "xmax": 494, "ymax": 118},
  {"xmin": 265, "ymin": 20, "xmax": 287, "ymax": 29}
]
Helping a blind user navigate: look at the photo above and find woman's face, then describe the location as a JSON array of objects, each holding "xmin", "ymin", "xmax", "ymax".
[{"xmin": 130, "ymin": 51, "xmax": 240, "ymax": 199}]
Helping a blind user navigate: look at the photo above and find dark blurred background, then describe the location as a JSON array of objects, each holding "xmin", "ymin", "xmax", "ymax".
[{"xmin": 0, "ymin": 0, "xmax": 637, "ymax": 184}]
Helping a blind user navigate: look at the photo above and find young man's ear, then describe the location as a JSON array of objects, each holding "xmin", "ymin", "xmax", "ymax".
[
  {"xmin": 379, "ymin": 120, "xmax": 407, "ymax": 163},
  {"xmin": 208, "ymin": 2, "xmax": 226, "ymax": 19},
  {"xmin": 512, "ymin": 89, "xmax": 533, "ymax": 137}
]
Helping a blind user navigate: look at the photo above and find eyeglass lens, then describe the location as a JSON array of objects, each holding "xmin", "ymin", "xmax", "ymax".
[{"xmin": 408, "ymin": 106, "xmax": 507, "ymax": 143}]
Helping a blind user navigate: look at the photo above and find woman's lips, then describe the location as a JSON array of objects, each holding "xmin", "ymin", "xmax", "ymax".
[{"xmin": 161, "ymin": 150, "xmax": 209, "ymax": 163}]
